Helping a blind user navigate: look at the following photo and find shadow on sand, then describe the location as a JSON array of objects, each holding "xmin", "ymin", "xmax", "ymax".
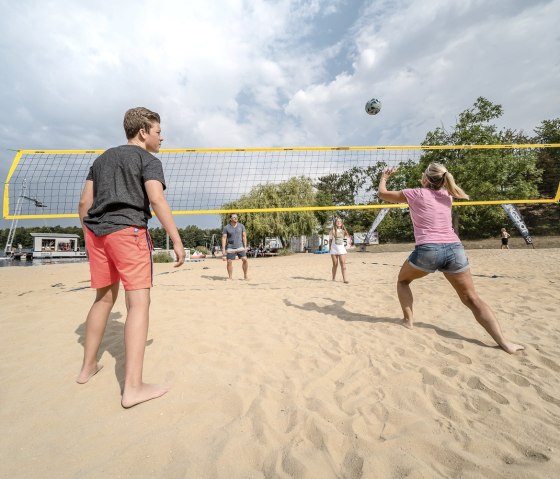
[
  {"xmin": 75, "ymin": 312, "xmax": 154, "ymax": 392},
  {"xmin": 284, "ymin": 298, "xmax": 490, "ymax": 348}
]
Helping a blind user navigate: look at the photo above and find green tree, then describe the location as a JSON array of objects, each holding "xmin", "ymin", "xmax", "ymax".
[
  {"xmin": 222, "ymin": 176, "xmax": 318, "ymax": 247},
  {"xmin": 180, "ymin": 225, "xmax": 208, "ymax": 249},
  {"xmin": 377, "ymin": 209, "xmax": 414, "ymax": 243},
  {"xmin": 149, "ymin": 227, "xmax": 167, "ymax": 249},
  {"xmin": 314, "ymin": 163, "xmax": 387, "ymax": 233},
  {"xmin": 521, "ymin": 118, "xmax": 560, "ymax": 235},
  {"xmin": 417, "ymin": 97, "xmax": 542, "ymax": 238},
  {"xmin": 148, "ymin": 225, "xmax": 220, "ymax": 250},
  {"xmin": 532, "ymin": 118, "xmax": 560, "ymax": 198},
  {"xmin": 314, "ymin": 167, "xmax": 367, "ymax": 230},
  {"xmin": 370, "ymin": 159, "xmax": 418, "ymax": 242}
]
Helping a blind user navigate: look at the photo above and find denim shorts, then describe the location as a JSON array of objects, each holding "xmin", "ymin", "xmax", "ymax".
[
  {"xmin": 226, "ymin": 249, "xmax": 247, "ymax": 260},
  {"xmin": 408, "ymin": 243, "xmax": 470, "ymax": 274}
]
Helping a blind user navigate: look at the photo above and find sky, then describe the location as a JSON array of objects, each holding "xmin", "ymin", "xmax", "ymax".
[{"xmin": 1, "ymin": 0, "xmax": 559, "ymax": 231}]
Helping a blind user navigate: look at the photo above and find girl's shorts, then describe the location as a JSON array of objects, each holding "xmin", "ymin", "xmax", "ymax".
[{"xmin": 408, "ymin": 242, "xmax": 469, "ymax": 274}]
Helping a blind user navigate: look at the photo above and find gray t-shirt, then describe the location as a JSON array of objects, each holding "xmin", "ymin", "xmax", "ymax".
[
  {"xmin": 83, "ymin": 145, "xmax": 166, "ymax": 236},
  {"xmin": 223, "ymin": 223, "xmax": 246, "ymax": 250}
]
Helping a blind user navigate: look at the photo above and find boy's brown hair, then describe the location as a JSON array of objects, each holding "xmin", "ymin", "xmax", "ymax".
[{"xmin": 123, "ymin": 107, "xmax": 161, "ymax": 139}]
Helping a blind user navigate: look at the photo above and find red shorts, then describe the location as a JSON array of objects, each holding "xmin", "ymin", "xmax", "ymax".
[{"xmin": 85, "ymin": 227, "xmax": 153, "ymax": 291}]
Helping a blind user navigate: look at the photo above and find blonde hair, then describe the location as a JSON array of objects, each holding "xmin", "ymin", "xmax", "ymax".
[
  {"xmin": 424, "ymin": 163, "xmax": 469, "ymax": 199},
  {"xmin": 331, "ymin": 217, "xmax": 349, "ymax": 237}
]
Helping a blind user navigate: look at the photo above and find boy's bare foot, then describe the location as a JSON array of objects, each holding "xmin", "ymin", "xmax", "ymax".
[
  {"xmin": 343, "ymin": 280, "xmax": 349, "ymax": 284},
  {"xmin": 76, "ymin": 363, "xmax": 103, "ymax": 384},
  {"xmin": 500, "ymin": 342, "xmax": 525, "ymax": 354},
  {"xmin": 121, "ymin": 382, "xmax": 171, "ymax": 408},
  {"xmin": 402, "ymin": 319, "xmax": 414, "ymax": 330}
]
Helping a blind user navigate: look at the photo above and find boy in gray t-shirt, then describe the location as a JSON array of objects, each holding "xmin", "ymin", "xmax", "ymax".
[
  {"xmin": 77, "ymin": 107, "xmax": 186, "ymax": 408},
  {"xmin": 221, "ymin": 213, "xmax": 249, "ymax": 280}
]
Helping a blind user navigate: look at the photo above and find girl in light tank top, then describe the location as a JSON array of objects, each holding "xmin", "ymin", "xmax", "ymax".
[
  {"xmin": 329, "ymin": 217, "xmax": 349, "ymax": 283},
  {"xmin": 378, "ymin": 163, "xmax": 523, "ymax": 354}
]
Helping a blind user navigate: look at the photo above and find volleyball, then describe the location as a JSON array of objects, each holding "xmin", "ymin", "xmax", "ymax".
[{"xmin": 365, "ymin": 98, "xmax": 382, "ymax": 115}]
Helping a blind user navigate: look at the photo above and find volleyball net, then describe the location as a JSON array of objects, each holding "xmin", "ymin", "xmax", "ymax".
[{"xmin": 3, "ymin": 144, "xmax": 559, "ymax": 219}]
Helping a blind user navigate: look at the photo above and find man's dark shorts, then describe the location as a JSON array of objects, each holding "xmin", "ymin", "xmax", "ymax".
[{"xmin": 226, "ymin": 249, "xmax": 247, "ymax": 261}]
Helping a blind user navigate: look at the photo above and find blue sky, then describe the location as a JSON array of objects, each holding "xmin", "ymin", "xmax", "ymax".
[{"xmin": 1, "ymin": 0, "xmax": 559, "ymax": 230}]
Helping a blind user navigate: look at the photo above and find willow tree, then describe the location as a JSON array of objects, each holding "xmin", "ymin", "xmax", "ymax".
[{"xmin": 221, "ymin": 176, "xmax": 318, "ymax": 247}]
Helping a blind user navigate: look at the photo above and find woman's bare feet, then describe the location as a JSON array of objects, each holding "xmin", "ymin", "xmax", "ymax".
[
  {"xmin": 402, "ymin": 319, "xmax": 413, "ymax": 330},
  {"xmin": 76, "ymin": 363, "xmax": 103, "ymax": 384},
  {"xmin": 121, "ymin": 382, "xmax": 171, "ymax": 408},
  {"xmin": 500, "ymin": 342, "xmax": 525, "ymax": 354}
]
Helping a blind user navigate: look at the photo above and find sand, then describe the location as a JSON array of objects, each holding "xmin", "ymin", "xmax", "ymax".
[{"xmin": 1, "ymin": 248, "xmax": 559, "ymax": 479}]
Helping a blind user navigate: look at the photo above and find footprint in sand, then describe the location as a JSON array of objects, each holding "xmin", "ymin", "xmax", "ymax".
[
  {"xmin": 532, "ymin": 385, "xmax": 560, "ymax": 407},
  {"xmin": 503, "ymin": 449, "xmax": 551, "ymax": 465},
  {"xmin": 523, "ymin": 449, "xmax": 550, "ymax": 463},
  {"xmin": 420, "ymin": 368, "xmax": 457, "ymax": 395},
  {"xmin": 431, "ymin": 394, "xmax": 456, "ymax": 420},
  {"xmin": 536, "ymin": 355, "xmax": 560, "ymax": 373},
  {"xmin": 518, "ymin": 357, "xmax": 539, "ymax": 370},
  {"xmin": 467, "ymin": 376, "xmax": 509, "ymax": 405},
  {"xmin": 505, "ymin": 373, "xmax": 530, "ymax": 387},
  {"xmin": 281, "ymin": 452, "xmax": 307, "ymax": 478},
  {"xmin": 441, "ymin": 367, "xmax": 458, "ymax": 377},
  {"xmin": 434, "ymin": 343, "xmax": 472, "ymax": 364},
  {"xmin": 341, "ymin": 451, "xmax": 364, "ymax": 479}
]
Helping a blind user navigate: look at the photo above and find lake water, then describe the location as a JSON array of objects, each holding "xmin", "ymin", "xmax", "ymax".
[{"xmin": 0, "ymin": 257, "xmax": 88, "ymax": 268}]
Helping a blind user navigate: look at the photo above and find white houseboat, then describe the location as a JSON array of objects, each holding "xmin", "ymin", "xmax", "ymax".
[{"xmin": 30, "ymin": 233, "xmax": 87, "ymax": 259}]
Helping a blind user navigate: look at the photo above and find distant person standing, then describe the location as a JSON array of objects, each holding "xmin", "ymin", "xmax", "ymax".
[
  {"xmin": 329, "ymin": 217, "xmax": 349, "ymax": 283},
  {"xmin": 222, "ymin": 213, "xmax": 249, "ymax": 279},
  {"xmin": 500, "ymin": 228, "xmax": 511, "ymax": 249}
]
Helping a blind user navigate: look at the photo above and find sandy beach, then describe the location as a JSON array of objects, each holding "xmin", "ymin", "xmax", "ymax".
[{"xmin": 1, "ymin": 248, "xmax": 559, "ymax": 479}]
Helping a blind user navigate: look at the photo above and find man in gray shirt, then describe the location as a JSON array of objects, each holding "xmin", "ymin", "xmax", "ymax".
[{"xmin": 222, "ymin": 213, "xmax": 249, "ymax": 280}]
